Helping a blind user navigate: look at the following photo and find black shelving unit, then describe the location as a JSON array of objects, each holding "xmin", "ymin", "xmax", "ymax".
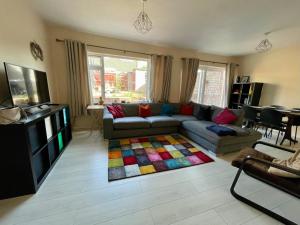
[
  {"xmin": 229, "ymin": 82, "xmax": 263, "ymax": 109},
  {"xmin": 0, "ymin": 104, "xmax": 72, "ymax": 199}
]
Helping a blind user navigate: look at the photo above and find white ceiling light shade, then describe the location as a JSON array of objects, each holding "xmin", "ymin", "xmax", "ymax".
[
  {"xmin": 133, "ymin": 0, "xmax": 152, "ymax": 34},
  {"xmin": 256, "ymin": 32, "xmax": 272, "ymax": 52}
]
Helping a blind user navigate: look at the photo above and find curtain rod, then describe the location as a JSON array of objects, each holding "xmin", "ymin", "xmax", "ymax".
[
  {"xmin": 198, "ymin": 59, "xmax": 229, "ymax": 65},
  {"xmin": 181, "ymin": 57, "xmax": 231, "ymax": 65},
  {"xmin": 56, "ymin": 39, "xmax": 238, "ymax": 65},
  {"xmin": 56, "ymin": 38, "xmax": 153, "ymax": 56}
]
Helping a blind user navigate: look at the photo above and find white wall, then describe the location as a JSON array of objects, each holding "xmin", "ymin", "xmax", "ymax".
[
  {"xmin": 47, "ymin": 25, "xmax": 238, "ymax": 130},
  {"xmin": 238, "ymin": 44, "xmax": 300, "ymax": 108},
  {"xmin": 0, "ymin": 0, "xmax": 52, "ymax": 106},
  {"xmin": 48, "ymin": 25, "xmax": 236, "ymax": 104}
]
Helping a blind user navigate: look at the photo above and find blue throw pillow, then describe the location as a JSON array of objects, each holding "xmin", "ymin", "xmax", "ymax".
[{"xmin": 161, "ymin": 104, "xmax": 174, "ymax": 116}]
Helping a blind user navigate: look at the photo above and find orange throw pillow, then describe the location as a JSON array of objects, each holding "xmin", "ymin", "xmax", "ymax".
[{"xmin": 139, "ymin": 104, "xmax": 151, "ymax": 117}]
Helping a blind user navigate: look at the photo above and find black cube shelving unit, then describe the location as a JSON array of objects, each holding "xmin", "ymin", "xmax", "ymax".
[
  {"xmin": 0, "ymin": 104, "xmax": 72, "ymax": 199},
  {"xmin": 229, "ymin": 82, "xmax": 263, "ymax": 109}
]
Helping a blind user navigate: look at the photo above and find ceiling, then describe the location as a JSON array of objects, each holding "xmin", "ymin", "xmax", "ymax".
[{"xmin": 30, "ymin": 0, "xmax": 300, "ymax": 56}]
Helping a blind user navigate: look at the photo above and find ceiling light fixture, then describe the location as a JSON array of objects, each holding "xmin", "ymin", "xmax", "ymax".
[
  {"xmin": 256, "ymin": 32, "xmax": 272, "ymax": 52},
  {"xmin": 134, "ymin": 0, "xmax": 152, "ymax": 34}
]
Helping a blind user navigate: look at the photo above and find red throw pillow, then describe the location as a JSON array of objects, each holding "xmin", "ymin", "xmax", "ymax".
[
  {"xmin": 213, "ymin": 108, "xmax": 238, "ymax": 124},
  {"xmin": 139, "ymin": 104, "xmax": 151, "ymax": 117},
  {"xmin": 107, "ymin": 105, "xmax": 125, "ymax": 118},
  {"xmin": 180, "ymin": 104, "xmax": 193, "ymax": 115}
]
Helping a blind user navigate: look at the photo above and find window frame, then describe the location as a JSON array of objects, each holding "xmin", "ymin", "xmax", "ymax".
[{"xmin": 87, "ymin": 53, "xmax": 151, "ymax": 104}]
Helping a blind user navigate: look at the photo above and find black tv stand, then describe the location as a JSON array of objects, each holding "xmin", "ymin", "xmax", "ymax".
[
  {"xmin": 25, "ymin": 104, "xmax": 51, "ymax": 115},
  {"xmin": 0, "ymin": 104, "xmax": 72, "ymax": 199}
]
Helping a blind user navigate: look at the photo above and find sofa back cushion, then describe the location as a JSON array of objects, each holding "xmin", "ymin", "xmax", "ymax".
[
  {"xmin": 213, "ymin": 108, "xmax": 238, "ymax": 125},
  {"xmin": 110, "ymin": 102, "xmax": 181, "ymax": 117},
  {"xmin": 196, "ymin": 105, "xmax": 212, "ymax": 121},
  {"xmin": 149, "ymin": 103, "xmax": 163, "ymax": 115},
  {"xmin": 113, "ymin": 103, "xmax": 138, "ymax": 117},
  {"xmin": 169, "ymin": 103, "xmax": 181, "ymax": 114},
  {"xmin": 211, "ymin": 106, "xmax": 244, "ymax": 126},
  {"xmin": 192, "ymin": 102, "xmax": 211, "ymax": 117}
]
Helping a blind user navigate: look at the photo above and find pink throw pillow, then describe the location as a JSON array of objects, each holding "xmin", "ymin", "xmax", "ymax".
[
  {"xmin": 213, "ymin": 108, "xmax": 238, "ymax": 124},
  {"xmin": 107, "ymin": 105, "xmax": 125, "ymax": 118}
]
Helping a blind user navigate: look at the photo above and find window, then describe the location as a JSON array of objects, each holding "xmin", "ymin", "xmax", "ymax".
[
  {"xmin": 191, "ymin": 65, "xmax": 226, "ymax": 107},
  {"xmin": 88, "ymin": 55, "xmax": 150, "ymax": 104}
]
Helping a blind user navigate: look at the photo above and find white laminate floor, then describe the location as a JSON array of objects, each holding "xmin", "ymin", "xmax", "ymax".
[{"xmin": 0, "ymin": 130, "xmax": 299, "ymax": 225}]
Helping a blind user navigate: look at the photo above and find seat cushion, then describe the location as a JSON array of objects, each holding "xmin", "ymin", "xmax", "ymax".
[
  {"xmin": 146, "ymin": 116, "xmax": 180, "ymax": 128},
  {"xmin": 171, "ymin": 115, "xmax": 198, "ymax": 122},
  {"xmin": 232, "ymin": 148, "xmax": 300, "ymax": 197},
  {"xmin": 182, "ymin": 120, "xmax": 261, "ymax": 146},
  {"xmin": 113, "ymin": 117, "xmax": 150, "ymax": 130}
]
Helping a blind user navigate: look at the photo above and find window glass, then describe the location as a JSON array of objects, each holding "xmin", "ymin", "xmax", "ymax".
[
  {"xmin": 191, "ymin": 66, "xmax": 226, "ymax": 107},
  {"xmin": 88, "ymin": 55, "xmax": 149, "ymax": 104}
]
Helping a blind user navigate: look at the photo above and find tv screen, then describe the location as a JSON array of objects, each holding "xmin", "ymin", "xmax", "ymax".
[{"xmin": 4, "ymin": 63, "xmax": 50, "ymax": 107}]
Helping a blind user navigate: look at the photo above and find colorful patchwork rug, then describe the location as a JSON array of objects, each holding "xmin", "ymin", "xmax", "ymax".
[{"xmin": 108, "ymin": 134, "xmax": 214, "ymax": 181}]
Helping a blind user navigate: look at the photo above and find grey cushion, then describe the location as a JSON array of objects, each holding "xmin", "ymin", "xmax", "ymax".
[
  {"xmin": 211, "ymin": 106, "xmax": 244, "ymax": 127},
  {"xmin": 148, "ymin": 103, "xmax": 163, "ymax": 116},
  {"xmin": 171, "ymin": 115, "xmax": 198, "ymax": 122},
  {"xmin": 182, "ymin": 120, "xmax": 261, "ymax": 146},
  {"xmin": 192, "ymin": 102, "xmax": 210, "ymax": 117},
  {"xmin": 211, "ymin": 106, "xmax": 223, "ymax": 120},
  {"xmin": 113, "ymin": 103, "xmax": 138, "ymax": 117},
  {"xmin": 114, "ymin": 117, "xmax": 150, "ymax": 130},
  {"xmin": 146, "ymin": 116, "xmax": 180, "ymax": 128},
  {"xmin": 169, "ymin": 103, "xmax": 181, "ymax": 114},
  {"xmin": 231, "ymin": 109, "xmax": 245, "ymax": 126}
]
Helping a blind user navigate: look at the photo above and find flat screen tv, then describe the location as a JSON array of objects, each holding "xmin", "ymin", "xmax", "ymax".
[{"xmin": 4, "ymin": 63, "xmax": 50, "ymax": 107}]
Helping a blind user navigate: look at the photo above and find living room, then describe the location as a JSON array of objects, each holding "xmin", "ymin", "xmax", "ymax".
[{"xmin": 0, "ymin": 0, "xmax": 299, "ymax": 225}]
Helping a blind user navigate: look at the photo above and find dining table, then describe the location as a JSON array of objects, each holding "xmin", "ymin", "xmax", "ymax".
[{"xmin": 250, "ymin": 106, "xmax": 300, "ymax": 145}]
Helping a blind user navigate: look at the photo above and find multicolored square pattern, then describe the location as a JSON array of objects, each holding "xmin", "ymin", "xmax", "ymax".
[{"xmin": 108, "ymin": 134, "xmax": 214, "ymax": 181}]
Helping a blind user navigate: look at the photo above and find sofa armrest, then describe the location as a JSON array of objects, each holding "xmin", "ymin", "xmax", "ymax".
[
  {"xmin": 253, "ymin": 141, "xmax": 296, "ymax": 153},
  {"xmin": 242, "ymin": 155, "xmax": 300, "ymax": 176},
  {"xmin": 103, "ymin": 108, "xmax": 114, "ymax": 139}
]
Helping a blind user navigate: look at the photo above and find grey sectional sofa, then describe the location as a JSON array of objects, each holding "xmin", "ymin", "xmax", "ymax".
[{"xmin": 103, "ymin": 103, "xmax": 262, "ymax": 155}]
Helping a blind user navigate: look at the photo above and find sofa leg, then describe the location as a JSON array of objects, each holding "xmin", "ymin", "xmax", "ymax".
[{"xmin": 230, "ymin": 168, "xmax": 297, "ymax": 225}]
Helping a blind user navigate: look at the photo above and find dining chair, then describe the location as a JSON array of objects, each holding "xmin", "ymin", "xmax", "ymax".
[
  {"xmin": 260, "ymin": 108, "xmax": 287, "ymax": 144},
  {"xmin": 243, "ymin": 105, "xmax": 259, "ymax": 129}
]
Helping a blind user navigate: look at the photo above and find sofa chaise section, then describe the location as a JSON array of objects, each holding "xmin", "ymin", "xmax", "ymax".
[{"xmin": 180, "ymin": 120, "xmax": 262, "ymax": 155}]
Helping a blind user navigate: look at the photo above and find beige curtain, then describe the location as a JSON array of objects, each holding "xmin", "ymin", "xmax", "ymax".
[
  {"xmin": 64, "ymin": 40, "xmax": 91, "ymax": 118},
  {"xmin": 180, "ymin": 58, "xmax": 200, "ymax": 103},
  {"xmin": 150, "ymin": 55, "xmax": 173, "ymax": 103},
  {"xmin": 225, "ymin": 63, "xmax": 239, "ymax": 106}
]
